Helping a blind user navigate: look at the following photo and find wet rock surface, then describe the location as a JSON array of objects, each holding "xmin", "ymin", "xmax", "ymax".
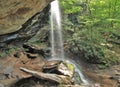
[
  {"xmin": 0, "ymin": 0, "xmax": 54, "ymax": 49},
  {"xmin": 23, "ymin": 43, "xmax": 50, "ymax": 58},
  {"xmin": 0, "ymin": 44, "xmax": 119, "ymax": 87},
  {"xmin": 0, "ymin": 45, "xmax": 75, "ymax": 87},
  {"xmin": 111, "ymin": 66, "xmax": 120, "ymax": 87},
  {"xmin": 66, "ymin": 52, "xmax": 120, "ymax": 87},
  {"xmin": 43, "ymin": 60, "xmax": 75, "ymax": 77},
  {"xmin": 82, "ymin": 63, "xmax": 120, "ymax": 87},
  {"xmin": 0, "ymin": 5, "xmax": 50, "ymax": 48}
]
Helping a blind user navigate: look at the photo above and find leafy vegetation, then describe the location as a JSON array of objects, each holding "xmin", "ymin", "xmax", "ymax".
[
  {"xmin": 60, "ymin": 0, "xmax": 120, "ymax": 66},
  {"xmin": 0, "ymin": 47, "xmax": 16, "ymax": 58}
]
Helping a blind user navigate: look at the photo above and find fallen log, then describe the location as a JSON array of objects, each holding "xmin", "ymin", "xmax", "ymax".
[
  {"xmin": 20, "ymin": 67, "xmax": 73, "ymax": 85},
  {"xmin": 62, "ymin": 84, "xmax": 86, "ymax": 87}
]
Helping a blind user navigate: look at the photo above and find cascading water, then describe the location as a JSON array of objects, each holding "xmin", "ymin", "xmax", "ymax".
[
  {"xmin": 50, "ymin": 0, "xmax": 64, "ymax": 59},
  {"xmin": 66, "ymin": 59, "xmax": 89, "ymax": 84},
  {"xmin": 50, "ymin": 0, "xmax": 89, "ymax": 85}
]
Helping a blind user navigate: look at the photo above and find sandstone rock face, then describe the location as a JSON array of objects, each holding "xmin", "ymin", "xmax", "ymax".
[{"xmin": 0, "ymin": 0, "xmax": 52, "ymax": 35}]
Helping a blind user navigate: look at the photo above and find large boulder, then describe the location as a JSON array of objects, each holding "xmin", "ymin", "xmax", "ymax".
[
  {"xmin": 0, "ymin": 0, "xmax": 53, "ymax": 35},
  {"xmin": 43, "ymin": 60, "xmax": 75, "ymax": 78},
  {"xmin": 0, "ymin": 0, "xmax": 53, "ymax": 48}
]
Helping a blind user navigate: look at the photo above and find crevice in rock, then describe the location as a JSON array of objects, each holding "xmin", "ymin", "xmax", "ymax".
[{"xmin": 0, "ymin": 5, "xmax": 50, "ymax": 49}]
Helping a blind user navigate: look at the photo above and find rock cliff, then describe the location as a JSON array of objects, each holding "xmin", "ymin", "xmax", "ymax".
[
  {"xmin": 0, "ymin": 0, "xmax": 52, "ymax": 35},
  {"xmin": 0, "ymin": 0, "xmax": 53, "ymax": 48}
]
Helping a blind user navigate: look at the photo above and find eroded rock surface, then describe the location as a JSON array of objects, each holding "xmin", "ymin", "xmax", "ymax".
[
  {"xmin": 0, "ymin": 44, "xmax": 119, "ymax": 87},
  {"xmin": 0, "ymin": 0, "xmax": 53, "ymax": 35},
  {"xmin": 0, "ymin": 49, "xmax": 75, "ymax": 87},
  {"xmin": 85, "ymin": 70, "xmax": 118, "ymax": 87}
]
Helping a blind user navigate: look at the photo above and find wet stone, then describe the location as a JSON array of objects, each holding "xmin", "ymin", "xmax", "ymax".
[
  {"xmin": 58, "ymin": 62, "xmax": 75, "ymax": 77},
  {"xmin": 0, "ymin": 84, "xmax": 4, "ymax": 87},
  {"xmin": 43, "ymin": 60, "xmax": 75, "ymax": 78},
  {"xmin": 73, "ymin": 72, "xmax": 82, "ymax": 85},
  {"xmin": 43, "ymin": 60, "xmax": 62, "ymax": 69},
  {"xmin": 14, "ymin": 52, "xmax": 21, "ymax": 58},
  {"xmin": 3, "ymin": 66, "xmax": 14, "ymax": 79},
  {"xmin": 0, "ymin": 74, "xmax": 6, "ymax": 80},
  {"xmin": 26, "ymin": 53, "xmax": 38, "ymax": 59}
]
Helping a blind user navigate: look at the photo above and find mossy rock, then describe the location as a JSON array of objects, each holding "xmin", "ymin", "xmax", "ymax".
[{"xmin": 58, "ymin": 61, "xmax": 75, "ymax": 78}]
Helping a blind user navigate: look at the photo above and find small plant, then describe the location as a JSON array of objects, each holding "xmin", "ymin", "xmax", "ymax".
[
  {"xmin": 0, "ymin": 48, "xmax": 16, "ymax": 58},
  {"xmin": 0, "ymin": 52, "xmax": 7, "ymax": 58}
]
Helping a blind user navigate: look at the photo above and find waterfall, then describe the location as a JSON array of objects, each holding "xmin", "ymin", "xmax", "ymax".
[
  {"xmin": 50, "ymin": 0, "xmax": 89, "ymax": 85},
  {"xmin": 65, "ymin": 59, "xmax": 89, "ymax": 84},
  {"xmin": 50, "ymin": 0, "xmax": 64, "ymax": 59}
]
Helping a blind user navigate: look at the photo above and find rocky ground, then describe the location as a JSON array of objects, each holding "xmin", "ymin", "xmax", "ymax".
[
  {"xmin": 0, "ymin": 44, "xmax": 81, "ymax": 87},
  {"xmin": 77, "ymin": 59, "xmax": 120, "ymax": 87},
  {"xmin": 67, "ymin": 52, "xmax": 120, "ymax": 87},
  {"xmin": 0, "ymin": 44, "xmax": 119, "ymax": 87}
]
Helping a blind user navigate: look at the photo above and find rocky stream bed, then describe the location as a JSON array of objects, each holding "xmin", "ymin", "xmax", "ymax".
[{"xmin": 0, "ymin": 44, "xmax": 119, "ymax": 87}]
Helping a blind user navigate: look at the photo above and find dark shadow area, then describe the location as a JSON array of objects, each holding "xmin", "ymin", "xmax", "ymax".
[{"xmin": 11, "ymin": 76, "xmax": 58, "ymax": 87}]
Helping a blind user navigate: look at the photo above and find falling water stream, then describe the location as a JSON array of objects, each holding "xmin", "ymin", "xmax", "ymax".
[
  {"xmin": 50, "ymin": 0, "xmax": 64, "ymax": 59},
  {"xmin": 50, "ymin": 0, "xmax": 89, "ymax": 85}
]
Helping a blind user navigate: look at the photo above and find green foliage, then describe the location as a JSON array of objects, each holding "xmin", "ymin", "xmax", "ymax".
[
  {"xmin": 0, "ymin": 48, "xmax": 16, "ymax": 58},
  {"xmin": 67, "ymin": 35, "xmax": 105, "ymax": 63},
  {"xmin": 60, "ymin": 0, "xmax": 120, "ymax": 66},
  {"xmin": 60, "ymin": 0, "xmax": 82, "ymax": 14},
  {"xmin": 0, "ymin": 52, "xmax": 7, "ymax": 58}
]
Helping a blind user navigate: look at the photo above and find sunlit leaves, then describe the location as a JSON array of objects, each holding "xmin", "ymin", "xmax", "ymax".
[
  {"xmin": 61, "ymin": 0, "xmax": 120, "ymax": 65},
  {"xmin": 60, "ymin": 0, "xmax": 82, "ymax": 14}
]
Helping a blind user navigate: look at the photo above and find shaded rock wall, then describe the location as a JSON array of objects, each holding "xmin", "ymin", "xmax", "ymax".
[
  {"xmin": 0, "ymin": 0, "xmax": 53, "ymax": 48},
  {"xmin": 0, "ymin": 0, "xmax": 52, "ymax": 35}
]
